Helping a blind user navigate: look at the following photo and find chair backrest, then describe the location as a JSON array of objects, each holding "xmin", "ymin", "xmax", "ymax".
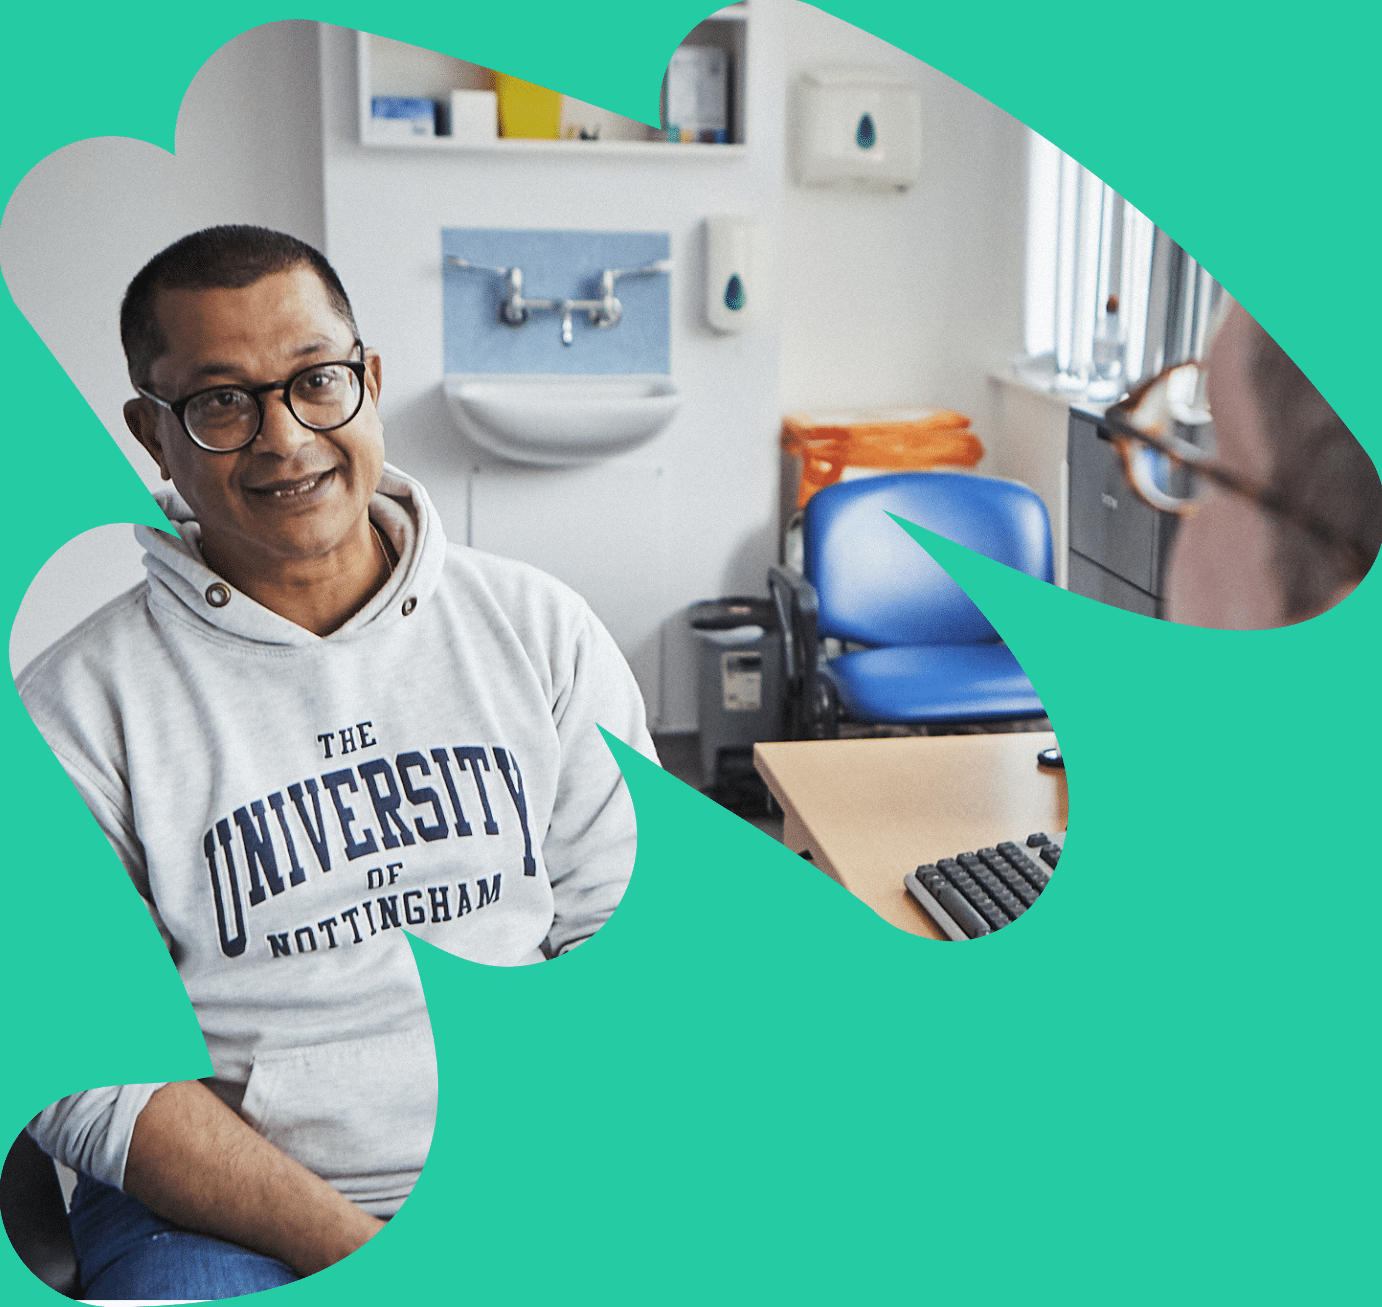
[
  {"xmin": 1, "ymin": 1130, "xmax": 80, "ymax": 1298},
  {"xmin": 802, "ymin": 471, "xmax": 1053, "ymax": 646}
]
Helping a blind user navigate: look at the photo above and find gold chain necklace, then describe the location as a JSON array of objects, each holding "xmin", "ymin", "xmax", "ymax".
[{"xmin": 370, "ymin": 522, "xmax": 396, "ymax": 580}]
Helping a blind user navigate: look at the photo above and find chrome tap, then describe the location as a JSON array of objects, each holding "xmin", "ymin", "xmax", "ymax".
[
  {"xmin": 447, "ymin": 255, "xmax": 672, "ymax": 345},
  {"xmin": 593, "ymin": 259, "xmax": 676, "ymax": 329}
]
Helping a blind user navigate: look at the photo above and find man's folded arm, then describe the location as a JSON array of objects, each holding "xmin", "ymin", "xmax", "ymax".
[
  {"xmin": 30, "ymin": 1080, "xmax": 383, "ymax": 1274},
  {"xmin": 120, "ymin": 1080, "xmax": 384, "ymax": 1276},
  {"xmin": 22, "ymin": 704, "xmax": 383, "ymax": 1273}
]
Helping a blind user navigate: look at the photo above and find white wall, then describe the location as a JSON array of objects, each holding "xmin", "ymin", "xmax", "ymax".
[
  {"xmin": 3, "ymin": 20, "xmax": 326, "ymax": 675},
  {"xmin": 5, "ymin": 7, "xmax": 1042, "ymax": 722},
  {"xmin": 317, "ymin": 15, "xmax": 788, "ymax": 730},
  {"xmin": 776, "ymin": 8, "xmax": 1028, "ymax": 421}
]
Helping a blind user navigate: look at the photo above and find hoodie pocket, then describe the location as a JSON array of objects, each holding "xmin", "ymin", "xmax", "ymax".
[{"xmin": 239, "ymin": 1024, "xmax": 437, "ymax": 1207}]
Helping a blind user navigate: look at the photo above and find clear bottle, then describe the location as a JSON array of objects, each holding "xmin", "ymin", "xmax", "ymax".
[{"xmin": 1089, "ymin": 294, "xmax": 1125, "ymax": 400}]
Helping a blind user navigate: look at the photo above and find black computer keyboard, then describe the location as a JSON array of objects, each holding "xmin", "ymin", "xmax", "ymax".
[{"xmin": 903, "ymin": 831, "xmax": 1064, "ymax": 940}]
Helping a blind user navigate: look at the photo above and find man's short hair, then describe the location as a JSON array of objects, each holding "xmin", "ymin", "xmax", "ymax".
[
  {"xmin": 1250, "ymin": 324, "xmax": 1382, "ymax": 620},
  {"xmin": 121, "ymin": 225, "xmax": 359, "ymax": 387}
]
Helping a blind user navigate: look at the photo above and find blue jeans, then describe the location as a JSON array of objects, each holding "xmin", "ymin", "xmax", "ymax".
[{"xmin": 69, "ymin": 1174, "xmax": 299, "ymax": 1300}]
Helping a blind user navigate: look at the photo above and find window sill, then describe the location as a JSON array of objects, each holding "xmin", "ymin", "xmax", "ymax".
[{"xmin": 986, "ymin": 368, "xmax": 1114, "ymax": 415}]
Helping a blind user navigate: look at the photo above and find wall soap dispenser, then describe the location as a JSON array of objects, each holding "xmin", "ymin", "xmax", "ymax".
[
  {"xmin": 796, "ymin": 70, "xmax": 922, "ymax": 192},
  {"xmin": 704, "ymin": 216, "xmax": 754, "ymax": 334}
]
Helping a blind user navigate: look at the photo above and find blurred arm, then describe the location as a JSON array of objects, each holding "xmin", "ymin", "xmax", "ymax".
[{"xmin": 122, "ymin": 1080, "xmax": 384, "ymax": 1277}]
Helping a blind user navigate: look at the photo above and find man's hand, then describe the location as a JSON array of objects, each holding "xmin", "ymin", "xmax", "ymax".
[{"xmin": 122, "ymin": 1080, "xmax": 385, "ymax": 1276}]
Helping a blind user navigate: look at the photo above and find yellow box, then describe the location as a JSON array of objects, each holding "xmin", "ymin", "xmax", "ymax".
[{"xmin": 493, "ymin": 73, "xmax": 562, "ymax": 140}]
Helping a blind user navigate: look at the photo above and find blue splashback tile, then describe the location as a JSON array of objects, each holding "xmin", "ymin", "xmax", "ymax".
[{"xmin": 442, "ymin": 228, "xmax": 670, "ymax": 375}]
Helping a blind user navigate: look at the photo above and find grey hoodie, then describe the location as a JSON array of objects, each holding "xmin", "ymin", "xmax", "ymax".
[{"xmin": 18, "ymin": 464, "xmax": 654, "ymax": 1215}]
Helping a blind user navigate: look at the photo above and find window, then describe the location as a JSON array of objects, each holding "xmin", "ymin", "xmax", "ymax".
[{"xmin": 1022, "ymin": 132, "xmax": 1225, "ymax": 398}]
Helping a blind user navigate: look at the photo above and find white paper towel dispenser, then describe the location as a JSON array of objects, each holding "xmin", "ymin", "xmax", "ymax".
[{"xmin": 796, "ymin": 70, "xmax": 922, "ymax": 192}]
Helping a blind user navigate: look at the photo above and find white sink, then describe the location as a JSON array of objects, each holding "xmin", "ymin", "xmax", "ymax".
[{"xmin": 443, "ymin": 374, "xmax": 680, "ymax": 466}]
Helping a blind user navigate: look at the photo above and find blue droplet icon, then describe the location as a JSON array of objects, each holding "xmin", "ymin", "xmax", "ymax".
[
  {"xmin": 856, "ymin": 113, "xmax": 876, "ymax": 149},
  {"xmin": 724, "ymin": 274, "xmax": 745, "ymax": 312}
]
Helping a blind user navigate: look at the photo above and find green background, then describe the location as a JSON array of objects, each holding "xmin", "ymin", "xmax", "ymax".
[{"xmin": 2, "ymin": 2, "xmax": 1375, "ymax": 1303}]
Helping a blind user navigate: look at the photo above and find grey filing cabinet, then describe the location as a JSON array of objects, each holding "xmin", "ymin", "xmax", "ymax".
[{"xmin": 1067, "ymin": 405, "xmax": 1184, "ymax": 618}]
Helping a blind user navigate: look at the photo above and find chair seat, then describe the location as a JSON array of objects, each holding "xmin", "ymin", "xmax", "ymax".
[{"xmin": 822, "ymin": 643, "xmax": 1044, "ymax": 724}]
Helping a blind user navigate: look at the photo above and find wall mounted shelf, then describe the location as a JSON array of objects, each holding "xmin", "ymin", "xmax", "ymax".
[
  {"xmin": 356, "ymin": 6, "xmax": 749, "ymax": 156},
  {"xmin": 354, "ymin": 133, "xmax": 748, "ymax": 159}
]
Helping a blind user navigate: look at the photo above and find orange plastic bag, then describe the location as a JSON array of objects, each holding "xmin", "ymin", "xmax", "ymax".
[{"xmin": 781, "ymin": 407, "xmax": 985, "ymax": 508}]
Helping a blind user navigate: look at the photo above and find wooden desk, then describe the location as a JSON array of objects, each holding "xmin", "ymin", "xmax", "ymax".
[{"xmin": 753, "ymin": 733, "xmax": 1067, "ymax": 939}]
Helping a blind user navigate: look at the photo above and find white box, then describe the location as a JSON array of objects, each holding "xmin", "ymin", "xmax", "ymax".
[
  {"xmin": 370, "ymin": 117, "xmax": 432, "ymax": 142},
  {"xmin": 797, "ymin": 70, "xmax": 922, "ymax": 191},
  {"xmin": 449, "ymin": 90, "xmax": 499, "ymax": 144},
  {"xmin": 664, "ymin": 45, "xmax": 729, "ymax": 143},
  {"xmin": 370, "ymin": 96, "xmax": 435, "ymax": 140}
]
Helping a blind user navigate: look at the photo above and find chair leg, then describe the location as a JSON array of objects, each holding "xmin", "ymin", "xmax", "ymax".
[
  {"xmin": 816, "ymin": 677, "xmax": 840, "ymax": 740},
  {"xmin": 767, "ymin": 563, "xmax": 821, "ymax": 742}
]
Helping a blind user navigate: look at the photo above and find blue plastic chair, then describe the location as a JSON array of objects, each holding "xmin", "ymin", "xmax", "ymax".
[{"xmin": 767, "ymin": 471, "xmax": 1052, "ymax": 737}]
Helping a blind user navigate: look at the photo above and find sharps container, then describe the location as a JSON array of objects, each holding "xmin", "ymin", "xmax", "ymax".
[{"xmin": 687, "ymin": 597, "xmax": 784, "ymax": 792}]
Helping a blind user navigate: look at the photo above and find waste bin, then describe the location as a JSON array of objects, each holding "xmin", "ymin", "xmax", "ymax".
[{"xmin": 688, "ymin": 598, "xmax": 784, "ymax": 812}]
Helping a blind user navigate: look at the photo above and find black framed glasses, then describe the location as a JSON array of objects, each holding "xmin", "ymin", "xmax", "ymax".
[
  {"xmin": 136, "ymin": 339, "xmax": 368, "ymax": 452},
  {"xmin": 1103, "ymin": 362, "xmax": 1371, "ymax": 580}
]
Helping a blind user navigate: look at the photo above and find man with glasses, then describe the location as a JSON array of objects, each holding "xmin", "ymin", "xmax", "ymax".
[
  {"xmin": 1105, "ymin": 301, "xmax": 1380, "ymax": 628},
  {"xmin": 16, "ymin": 226, "xmax": 656, "ymax": 1297}
]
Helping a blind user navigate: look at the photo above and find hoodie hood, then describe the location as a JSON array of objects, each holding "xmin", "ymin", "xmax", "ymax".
[{"xmin": 136, "ymin": 462, "xmax": 448, "ymax": 647}]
